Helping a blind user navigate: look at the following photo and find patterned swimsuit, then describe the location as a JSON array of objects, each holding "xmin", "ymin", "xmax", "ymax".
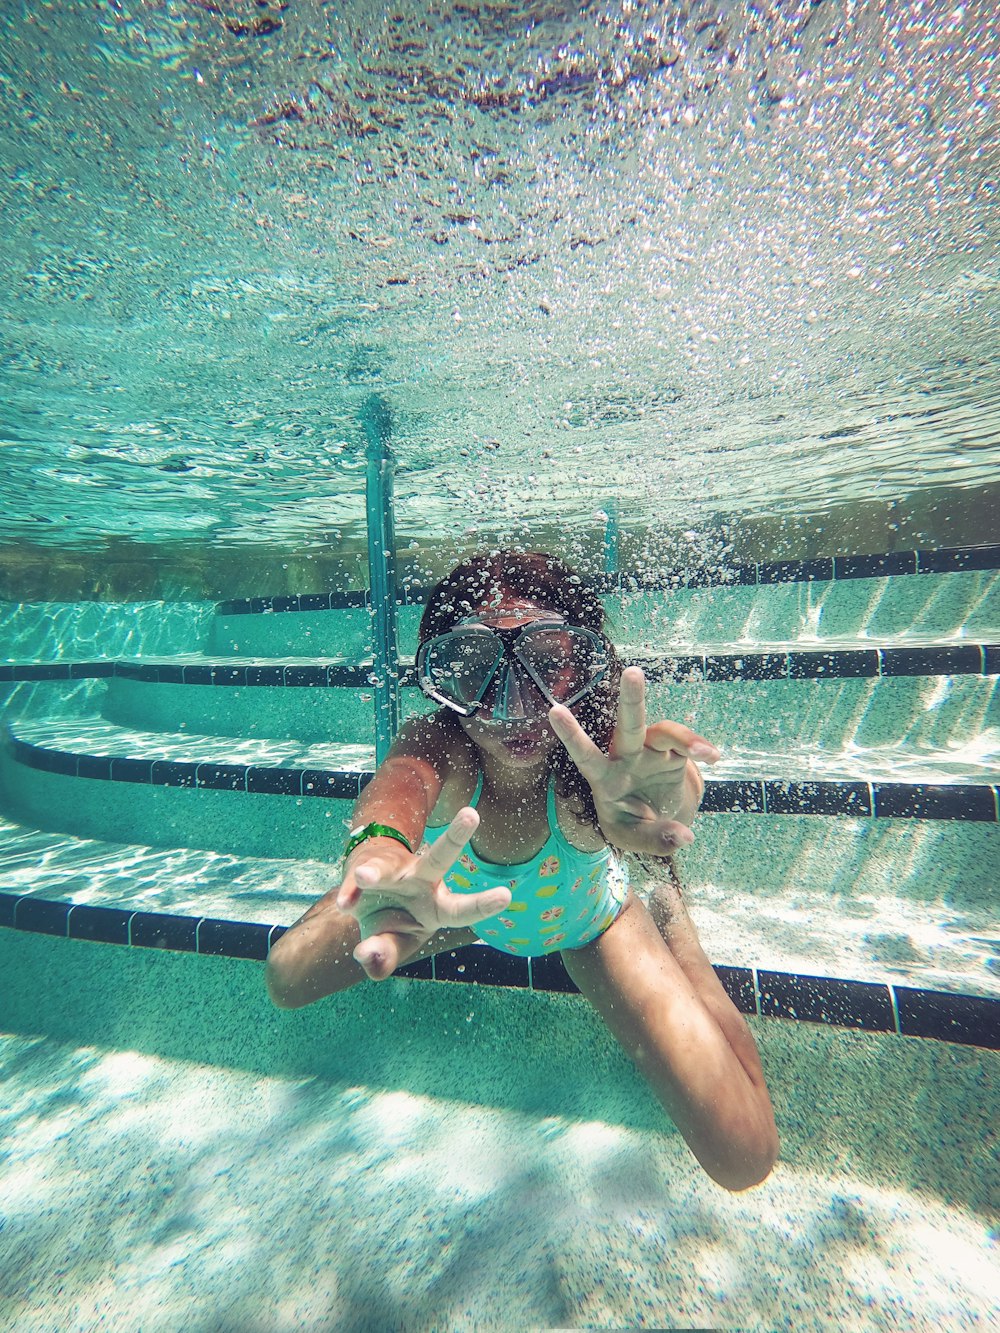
[{"xmin": 424, "ymin": 773, "xmax": 629, "ymax": 957}]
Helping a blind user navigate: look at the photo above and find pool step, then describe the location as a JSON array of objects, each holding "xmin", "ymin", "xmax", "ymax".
[
  {"xmin": 3, "ymin": 718, "xmax": 997, "ymax": 917},
  {"xmin": 209, "ymin": 567, "xmax": 1000, "ymax": 658},
  {"xmin": 3, "ymin": 637, "xmax": 996, "ymax": 752},
  {"xmin": 0, "ymin": 813, "xmax": 995, "ymax": 1006}
]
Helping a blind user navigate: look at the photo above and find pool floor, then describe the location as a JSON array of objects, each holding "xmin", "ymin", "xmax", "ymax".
[{"xmin": 1, "ymin": 933, "xmax": 996, "ymax": 1333}]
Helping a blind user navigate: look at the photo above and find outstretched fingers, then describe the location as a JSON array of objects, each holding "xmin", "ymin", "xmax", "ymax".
[{"xmin": 612, "ymin": 665, "xmax": 649, "ymax": 758}]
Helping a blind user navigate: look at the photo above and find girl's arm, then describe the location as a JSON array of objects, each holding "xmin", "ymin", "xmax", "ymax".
[{"xmin": 265, "ymin": 716, "xmax": 509, "ymax": 1002}]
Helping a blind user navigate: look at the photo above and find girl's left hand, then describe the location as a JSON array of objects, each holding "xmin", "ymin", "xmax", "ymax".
[{"xmin": 548, "ymin": 665, "xmax": 719, "ymax": 854}]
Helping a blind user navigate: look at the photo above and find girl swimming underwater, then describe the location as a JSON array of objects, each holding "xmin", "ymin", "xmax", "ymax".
[{"xmin": 265, "ymin": 551, "xmax": 778, "ymax": 1190}]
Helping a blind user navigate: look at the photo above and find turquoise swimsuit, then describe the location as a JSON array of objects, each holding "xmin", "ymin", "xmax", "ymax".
[{"xmin": 425, "ymin": 773, "xmax": 629, "ymax": 957}]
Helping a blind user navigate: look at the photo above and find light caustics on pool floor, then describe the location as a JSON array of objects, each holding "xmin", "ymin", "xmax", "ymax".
[{"xmin": 0, "ymin": 1023, "xmax": 995, "ymax": 1333}]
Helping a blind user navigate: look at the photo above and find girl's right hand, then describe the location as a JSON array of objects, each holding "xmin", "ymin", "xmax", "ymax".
[{"xmin": 335, "ymin": 807, "xmax": 512, "ymax": 981}]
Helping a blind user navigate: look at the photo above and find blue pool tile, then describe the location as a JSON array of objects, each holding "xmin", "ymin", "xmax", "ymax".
[
  {"xmin": 705, "ymin": 653, "xmax": 788, "ymax": 682},
  {"xmin": 212, "ymin": 665, "xmax": 247, "ymax": 686},
  {"xmin": 110, "ymin": 757, "xmax": 153, "ymax": 784},
  {"xmin": 150, "ymin": 760, "xmax": 198, "ymax": 788},
  {"xmin": 714, "ymin": 965, "xmax": 756, "ymax": 1015},
  {"xmin": 395, "ymin": 956, "xmax": 434, "ymax": 979},
  {"xmin": 329, "ymin": 590, "xmax": 369, "ymax": 610},
  {"xmin": 0, "ymin": 665, "xmax": 13, "ymax": 682},
  {"xmin": 69, "ymin": 904, "xmax": 133, "ymax": 945},
  {"xmin": 787, "ymin": 649, "xmax": 880, "ymax": 679},
  {"xmin": 764, "ymin": 781, "xmax": 872, "ymax": 817},
  {"xmin": 15, "ymin": 897, "xmax": 70, "ymax": 937},
  {"xmin": 195, "ymin": 763, "xmax": 248, "ymax": 792},
  {"xmin": 246, "ymin": 767, "xmax": 301, "ymax": 796},
  {"xmin": 0, "ymin": 891, "xmax": 19, "ymax": 928},
  {"xmin": 834, "ymin": 551, "xmax": 917, "ymax": 579},
  {"xmin": 21, "ymin": 743, "xmax": 76, "ymax": 775},
  {"xmin": 249, "ymin": 597, "xmax": 274, "ymax": 615},
  {"xmin": 215, "ymin": 598, "xmax": 253, "ymax": 615},
  {"xmin": 77, "ymin": 753, "xmax": 111, "ymax": 780},
  {"xmin": 529, "ymin": 953, "xmax": 579, "ymax": 993},
  {"xmin": 873, "ymin": 783, "xmax": 996, "ymax": 821},
  {"xmin": 70, "ymin": 661, "xmax": 115, "ymax": 679},
  {"xmin": 298, "ymin": 593, "xmax": 334, "ymax": 612},
  {"xmin": 893, "ymin": 987, "xmax": 1000, "ymax": 1049},
  {"xmin": 131, "ymin": 912, "xmax": 200, "ymax": 952},
  {"xmin": 12, "ymin": 663, "xmax": 72, "ymax": 681},
  {"xmin": 245, "ymin": 665, "xmax": 285, "ymax": 686},
  {"xmin": 153, "ymin": 664, "xmax": 187, "ymax": 684},
  {"xmin": 757, "ymin": 557, "xmax": 834, "ymax": 584},
  {"xmin": 114, "ymin": 662, "xmax": 144, "ymax": 679},
  {"xmin": 182, "ymin": 664, "xmax": 215, "ymax": 685},
  {"xmin": 916, "ymin": 544, "xmax": 1000, "ymax": 574},
  {"xmin": 879, "ymin": 645, "xmax": 983, "ymax": 677},
  {"xmin": 984, "ymin": 645, "xmax": 1000, "ymax": 675},
  {"xmin": 700, "ymin": 780, "xmax": 765, "ymax": 814},
  {"xmin": 269, "ymin": 595, "xmax": 301, "ymax": 613},
  {"xmin": 284, "ymin": 666, "xmax": 328, "ymax": 687},
  {"xmin": 198, "ymin": 918, "xmax": 272, "ymax": 960},
  {"xmin": 758, "ymin": 971, "xmax": 895, "ymax": 1031},
  {"xmin": 300, "ymin": 769, "xmax": 350, "ymax": 798},
  {"xmin": 435, "ymin": 944, "xmax": 530, "ymax": 988}
]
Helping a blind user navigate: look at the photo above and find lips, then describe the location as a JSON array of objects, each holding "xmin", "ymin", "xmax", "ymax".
[{"xmin": 497, "ymin": 725, "xmax": 548, "ymax": 757}]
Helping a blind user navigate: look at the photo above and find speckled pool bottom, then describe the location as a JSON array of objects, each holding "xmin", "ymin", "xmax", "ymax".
[{"xmin": 1, "ymin": 947, "xmax": 995, "ymax": 1333}]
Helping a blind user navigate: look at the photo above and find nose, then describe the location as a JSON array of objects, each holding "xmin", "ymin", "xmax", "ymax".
[{"xmin": 480, "ymin": 660, "xmax": 543, "ymax": 721}]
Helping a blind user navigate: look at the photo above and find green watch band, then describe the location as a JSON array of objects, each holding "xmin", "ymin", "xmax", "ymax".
[{"xmin": 344, "ymin": 822, "xmax": 413, "ymax": 858}]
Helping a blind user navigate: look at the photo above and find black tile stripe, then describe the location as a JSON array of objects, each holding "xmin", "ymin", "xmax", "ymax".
[
  {"xmin": 700, "ymin": 780, "xmax": 766, "ymax": 814},
  {"xmin": 434, "ymin": 943, "xmax": 531, "ymax": 988},
  {"xmin": 197, "ymin": 918, "xmax": 272, "ymax": 961},
  {"xmin": 893, "ymin": 987, "xmax": 1000, "ymax": 1048},
  {"xmin": 872, "ymin": 783, "xmax": 997, "ymax": 821},
  {"xmin": 787, "ymin": 650, "xmax": 880, "ymax": 679},
  {"xmin": 763, "ymin": 781, "xmax": 873, "ymax": 818},
  {"xmin": 834, "ymin": 551, "xmax": 918, "ymax": 579},
  {"xmin": 9, "ymin": 736, "xmax": 996, "ymax": 822},
  {"xmin": 2, "ymin": 899, "xmax": 995, "ymax": 1047},
  {"xmin": 68, "ymin": 904, "xmax": 133, "ymax": 946},
  {"xmin": 757, "ymin": 971, "xmax": 896, "ymax": 1032}
]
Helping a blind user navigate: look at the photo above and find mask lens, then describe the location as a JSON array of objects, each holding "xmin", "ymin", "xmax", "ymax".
[
  {"xmin": 515, "ymin": 627, "xmax": 604, "ymax": 705},
  {"xmin": 419, "ymin": 630, "xmax": 503, "ymax": 712}
]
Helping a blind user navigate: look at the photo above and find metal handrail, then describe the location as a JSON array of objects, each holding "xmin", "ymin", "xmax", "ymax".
[{"xmin": 361, "ymin": 394, "xmax": 400, "ymax": 765}]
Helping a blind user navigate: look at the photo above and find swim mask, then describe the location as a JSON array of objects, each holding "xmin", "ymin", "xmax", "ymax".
[{"xmin": 416, "ymin": 615, "xmax": 608, "ymax": 722}]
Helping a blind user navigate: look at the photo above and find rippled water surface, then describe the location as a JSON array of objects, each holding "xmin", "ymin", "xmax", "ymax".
[{"xmin": 1, "ymin": 0, "xmax": 997, "ymax": 550}]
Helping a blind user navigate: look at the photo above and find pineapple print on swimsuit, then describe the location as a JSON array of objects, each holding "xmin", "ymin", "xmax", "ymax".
[{"xmin": 424, "ymin": 772, "xmax": 629, "ymax": 957}]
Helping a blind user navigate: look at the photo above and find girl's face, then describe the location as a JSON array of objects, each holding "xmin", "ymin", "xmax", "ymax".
[{"xmin": 456, "ymin": 597, "xmax": 564, "ymax": 769}]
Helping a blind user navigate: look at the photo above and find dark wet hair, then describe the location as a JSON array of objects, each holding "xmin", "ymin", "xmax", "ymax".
[{"xmin": 419, "ymin": 550, "xmax": 623, "ymax": 825}]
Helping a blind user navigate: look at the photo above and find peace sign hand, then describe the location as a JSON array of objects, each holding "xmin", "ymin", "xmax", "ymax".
[
  {"xmin": 548, "ymin": 666, "xmax": 720, "ymax": 855},
  {"xmin": 335, "ymin": 808, "xmax": 512, "ymax": 981}
]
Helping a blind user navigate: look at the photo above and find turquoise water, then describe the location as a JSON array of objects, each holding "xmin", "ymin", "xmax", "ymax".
[
  {"xmin": 1, "ymin": 2, "xmax": 999, "ymax": 1329},
  {"xmin": 1, "ymin": 0, "xmax": 998, "ymax": 552}
]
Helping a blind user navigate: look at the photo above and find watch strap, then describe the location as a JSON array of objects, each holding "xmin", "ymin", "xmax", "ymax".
[{"xmin": 344, "ymin": 822, "xmax": 413, "ymax": 858}]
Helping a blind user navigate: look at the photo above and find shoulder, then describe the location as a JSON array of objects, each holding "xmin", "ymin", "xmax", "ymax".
[{"xmin": 388, "ymin": 712, "xmax": 479, "ymax": 815}]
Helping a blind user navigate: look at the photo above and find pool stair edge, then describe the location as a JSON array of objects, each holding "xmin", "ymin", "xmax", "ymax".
[{"xmin": 0, "ymin": 890, "xmax": 996, "ymax": 1051}]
